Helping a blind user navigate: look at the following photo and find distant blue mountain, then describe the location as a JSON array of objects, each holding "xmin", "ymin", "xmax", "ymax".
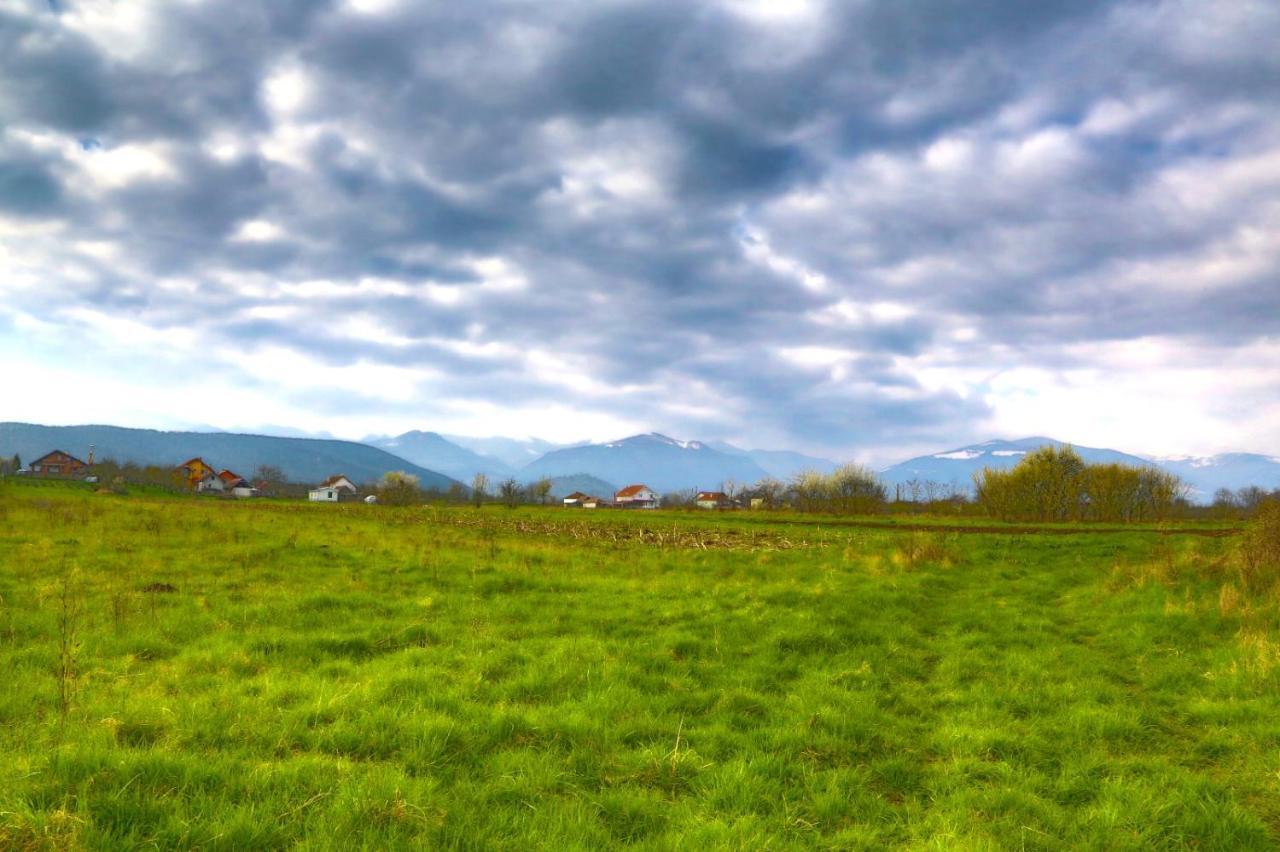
[
  {"xmin": 520, "ymin": 433, "xmax": 770, "ymax": 493},
  {"xmin": 880, "ymin": 437, "xmax": 1280, "ymax": 503},
  {"xmin": 444, "ymin": 434, "xmax": 582, "ymax": 469},
  {"xmin": 0, "ymin": 422, "xmax": 458, "ymax": 490},
  {"xmin": 879, "ymin": 437, "xmax": 1154, "ymax": 494},
  {"xmin": 1152, "ymin": 453, "xmax": 1280, "ymax": 501},
  {"xmin": 705, "ymin": 440, "xmax": 839, "ymax": 479},
  {"xmin": 367, "ymin": 431, "xmax": 515, "ymax": 482}
]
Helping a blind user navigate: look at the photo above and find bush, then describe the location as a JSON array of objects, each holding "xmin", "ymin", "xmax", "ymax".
[
  {"xmin": 1239, "ymin": 500, "xmax": 1280, "ymax": 593},
  {"xmin": 378, "ymin": 471, "xmax": 422, "ymax": 506},
  {"xmin": 974, "ymin": 446, "xmax": 1184, "ymax": 523},
  {"xmin": 790, "ymin": 465, "xmax": 886, "ymax": 515}
]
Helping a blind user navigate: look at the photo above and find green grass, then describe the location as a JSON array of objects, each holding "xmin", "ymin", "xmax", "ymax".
[{"xmin": 1, "ymin": 485, "xmax": 1277, "ymax": 849}]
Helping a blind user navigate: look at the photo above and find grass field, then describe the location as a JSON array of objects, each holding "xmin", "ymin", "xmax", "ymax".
[{"xmin": 1, "ymin": 482, "xmax": 1278, "ymax": 849}]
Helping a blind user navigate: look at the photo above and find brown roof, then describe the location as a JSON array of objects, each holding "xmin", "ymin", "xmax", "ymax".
[
  {"xmin": 563, "ymin": 491, "xmax": 591, "ymax": 500},
  {"xmin": 320, "ymin": 474, "xmax": 350, "ymax": 487},
  {"xmin": 218, "ymin": 469, "xmax": 242, "ymax": 483},
  {"xmin": 696, "ymin": 491, "xmax": 728, "ymax": 501},
  {"xmin": 32, "ymin": 450, "xmax": 88, "ymax": 467},
  {"xmin": 179, "ymin": 457, "xmax": 209, "ymax": 469},
  {"xmin": 615, "ymin": 484, "xmax": 652, "ymax": 498}
]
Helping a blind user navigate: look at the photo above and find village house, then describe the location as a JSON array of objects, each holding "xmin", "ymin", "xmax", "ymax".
[
  {"xmin": 309, "ymin": 474, "xmax": 358, "ymax": 502},
  {"xmin": 196, "ymin": 471, "xmax": 225, "ymax": 493},
  {"xmin": 177, "ymin": 457, "xmax": 217, "ymax": 490},
  {"xmin": 218, "ymin": 470, "xmax": 258, "ymax": 498},
  {"xmin": 581, "ymin": 496, "xmax": 609, "ymax": 509},
  {"xmin": 614, "ymin": 484, "xmax": 658, "ymax": 509},
  {"xmin": 28, "ymin": 450, "xmax": 90, "ymax": 479},
  {"xmin": 696, "ymin": 491, "xmax": 731, "ymax": 509},
  {"xmin": 562, "ymin": 491, "xmax": 591, "ymax": 507}
]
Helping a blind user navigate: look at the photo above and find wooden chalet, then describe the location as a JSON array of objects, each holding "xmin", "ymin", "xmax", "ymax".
[{"xmin": 28, "ymin": 450, "xmax": 90, "ymax": 479}]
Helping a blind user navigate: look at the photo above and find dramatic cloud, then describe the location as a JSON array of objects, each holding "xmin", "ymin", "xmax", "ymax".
[{"xmin": 1, "ymin": 0, "xmax": 1277, "ymax": 462}]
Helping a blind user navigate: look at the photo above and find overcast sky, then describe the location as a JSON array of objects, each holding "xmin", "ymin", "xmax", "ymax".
[{"xmin": 1, "ymin": 0, "xmax": 1277, "ymax": 464}]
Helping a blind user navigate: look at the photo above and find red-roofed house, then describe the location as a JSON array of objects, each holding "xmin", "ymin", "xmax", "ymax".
[
  {"xmin": 614, "ymin": 484, "xmax": 657, "ymax": 509},
  {"xmin": 218, "ymin": 470, "xmax": 258, "ymax": 498},
  {"xmin": 696, "ymin": 491, "xmax": 731, "ymax": 509}
]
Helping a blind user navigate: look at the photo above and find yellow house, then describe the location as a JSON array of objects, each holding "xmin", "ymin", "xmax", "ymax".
[{"xmin": 177, "ymin": 457, "xmax": 216, "ymax": 490}]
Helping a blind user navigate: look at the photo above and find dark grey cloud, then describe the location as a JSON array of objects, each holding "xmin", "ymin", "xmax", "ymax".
[
  {"xmin": 1, "ymin": 0, "xmax": 1277, "ymax": 457},
  {"xmin": 0, "ymin": 151, "xmax": 63, "ymax": 215}
]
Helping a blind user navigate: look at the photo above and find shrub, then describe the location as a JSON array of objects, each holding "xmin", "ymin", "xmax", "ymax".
[
  {"xmin": 974, "ymin": 446, "xmax": 1184, "ymax": 523},
  {"xmin": 1239, "ymin": 500, "xmax": 1280, "ymax": 593},
  {"xmin": 790, "ymin": 465, "xmax": 886, "ymax": 515},
  {"xmin": 378, "ymin": 471, "xmax": 422, "ymax": 506}
]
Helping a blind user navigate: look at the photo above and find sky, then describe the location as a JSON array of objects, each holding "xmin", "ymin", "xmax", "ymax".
[{"xmin": 1, "ymin": 0, "xmax": 1277, "ymax": 466}]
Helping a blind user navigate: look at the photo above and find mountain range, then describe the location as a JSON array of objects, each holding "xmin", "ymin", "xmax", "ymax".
[
  {"xmin": 520, "ymin": 433, "xmax": 773, "ymax": 494},
  {"xmin": 0, "ymin": 423, "xmax": 459, "ymax": 491},
  {"xmin": 1152, "ymin": 454, "xmax": 1280, "ymax": 500},
  {"xmin": 3, "ymin": 422, "xmax": 1277, "ymax": 502},
  {"xmin": 879, "ymin": 437, "xmax": 1280, "ymax": 501},
  {"xmin": 366, "ymin": 431, "xmax": 516, "ymax": 482}
]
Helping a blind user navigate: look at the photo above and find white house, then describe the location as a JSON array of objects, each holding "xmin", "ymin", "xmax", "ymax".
[
  {"xmin": 196, "ymin": 473, "xmax": 226, "ymax": 493},
  {"xmin": 614, "ymin": 484, "xmax": 658, "ymax": 509},
  {"xmin": 310, "ymin": 474, "xmax": 358, "ymax": 502},
  {"xmin": 319, "ymin": 474, "xmax": 358, "ymax": 494},
  {"xmin": 562, "ymin": 491, "xmax": 591, "ymax": 507},
  {"xmin": 696, "ymin": 491, "xmax": 730, "ymax": 509}
]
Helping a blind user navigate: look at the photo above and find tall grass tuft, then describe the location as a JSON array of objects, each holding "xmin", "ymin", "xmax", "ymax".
[{"xmin": 1238, "ymin": 501, "xmax": 1280, "ymax": 594}]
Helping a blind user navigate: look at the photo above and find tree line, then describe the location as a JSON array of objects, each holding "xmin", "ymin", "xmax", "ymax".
[{"xmin": 973, "ymin": 445, "xmax": 1186, "ymax": 523}]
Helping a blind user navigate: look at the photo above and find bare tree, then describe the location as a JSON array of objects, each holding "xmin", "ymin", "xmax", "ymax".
[
  {"xmin": 754, "ymin": 477, "xmax": 786, "ymax": 509},
  {"xmin": 471, "ymin": 472, "xmax": 489, "ymax": 508},
  {"xmin": 661, "ymin": 488, "xmax": 698, "ymax": 509},
  {"xmin": 1238, "ymin": 486, "xmax": 1269, "ymax": 513},
  {"xmin": 722, "ymin": 479, "xmax": 741, "ymax": 502},
  {"xmin": 252, "ymin": 464, "xmax": 287, "ymax": 487},
  {"xmin": 499, "ymin": 477, "xmax": 523, "ymax": 508},
  {"xmin": 528, "ymin": 477, "xmax": 553, "ymax": 506}
]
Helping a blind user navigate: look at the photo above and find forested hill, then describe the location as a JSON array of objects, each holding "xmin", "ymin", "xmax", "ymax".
[{"xmin": 0, "ymin": 423, "xmax": 458, "ymax": 490}]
